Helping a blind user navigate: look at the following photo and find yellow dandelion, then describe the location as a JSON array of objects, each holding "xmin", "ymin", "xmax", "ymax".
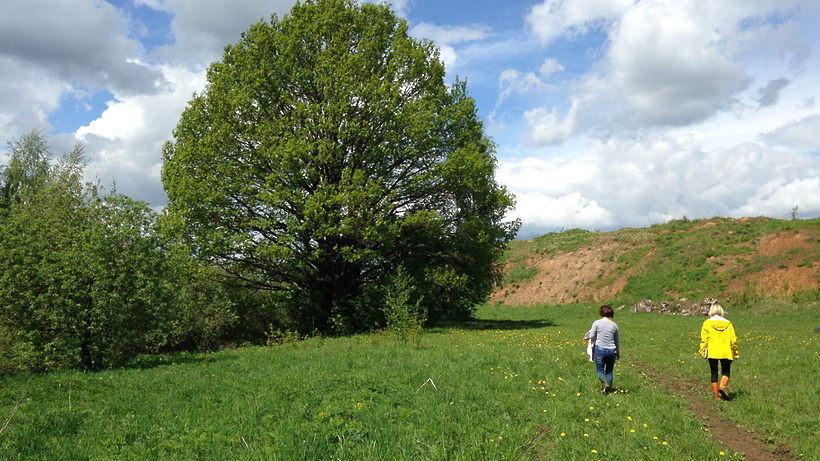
[
  {"xmin": 720, "ymin": 452, "xmax": 725, "ymax": 456},
  {"xmin": 584, "ymin": 433, "xmax": 589, "ymax": 437},
  {"xmin": 577, "ymin": 392, "xmax": 581, "ymax": 396},
  {"xmin": 560, "ymin": 433, "xmax": 565, "ymax": 437},
  {"xmin": 644, "ymin": 424, "xmax": 648, "ymax": 428},
  {"xmin": 630, "ymin": 429, "xmax": 635, "ymax": 433},
  {"xmin": 663, "ymin": 441, "xmax": 668, "ymax": 445},
  {"xmin": 585, "ymin": 418, "xmax": 589, "ymax": 422},
  {"xmin": 627, "ymin": 416, "xmax": 632, "ymax": 421},
  {"xmin": 591, "ymin": 450, "xmax": 598, "ymax": 454}
]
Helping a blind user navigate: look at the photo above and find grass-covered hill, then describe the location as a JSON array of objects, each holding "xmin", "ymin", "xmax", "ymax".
[{"xmin": 492, "ymin": 216, "xmax": 820, "ymax": 309}]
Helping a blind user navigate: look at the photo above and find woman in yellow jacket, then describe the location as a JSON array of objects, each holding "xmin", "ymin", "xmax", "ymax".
[{"xmin": 698, "ymin": 303, "xmax": 739, "ymax": 400}]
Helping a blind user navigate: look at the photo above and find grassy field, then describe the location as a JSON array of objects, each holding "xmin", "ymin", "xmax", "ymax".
[{"xmin": 0, "ymin": 302, "xmax": 817, "ymax": 460}]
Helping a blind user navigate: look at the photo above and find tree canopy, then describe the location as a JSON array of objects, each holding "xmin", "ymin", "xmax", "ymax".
[
  {"xmin": 162, "ymin": 0, "xmax": 518, "ymax": 332},
  {"xmin": 1, "ymin": 128, "xmax": 71, "ymax": 209}
]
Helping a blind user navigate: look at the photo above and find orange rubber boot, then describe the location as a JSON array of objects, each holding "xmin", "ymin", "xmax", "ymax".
[
  {"xmin": 719, "ymin": 376, "xmax": 730, "ymax": 400},
  {"xmin": 711, "ymin": 382, "xmax": 720, "ymax": 400}
]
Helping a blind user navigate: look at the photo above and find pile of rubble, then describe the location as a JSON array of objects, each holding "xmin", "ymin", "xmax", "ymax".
[{"xmin": 629, "ymin": 297, "xmax": 718, "ymax": 316}]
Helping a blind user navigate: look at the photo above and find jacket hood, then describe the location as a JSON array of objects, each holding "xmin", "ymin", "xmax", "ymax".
[{"xmin": 706, "ymin": 318, "xmax": 731, "ymax": 332}]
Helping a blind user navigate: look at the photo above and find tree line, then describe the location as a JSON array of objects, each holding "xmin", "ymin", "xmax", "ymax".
[
  {"xmin": 0, "ymin": 129, "xmax": 240, "ymax": 372},
  {"xmin": 0, "ymin": 0, "xmax": 518, "ymax": 373}
]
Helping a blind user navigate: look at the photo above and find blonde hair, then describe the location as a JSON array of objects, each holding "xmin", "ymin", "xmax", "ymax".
[{"xmin": 709, "ymin": 303, "xmax": 725, "ymax": 317}]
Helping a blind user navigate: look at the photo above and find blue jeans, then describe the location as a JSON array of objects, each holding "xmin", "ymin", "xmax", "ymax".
[{"xmin": 594, "ymin": 346, "xmax": 617, "ymax": 384}]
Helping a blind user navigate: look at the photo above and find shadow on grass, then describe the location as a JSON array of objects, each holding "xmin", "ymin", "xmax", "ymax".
[
  {"xmin": 720, "ymin": 387, "xmax": 747, "ymax": 402},
  {"xmin": 121, "ymin": 349, "xmax": 238, "ymax": 371},
  {"xmin": 430, "ymin": 318, "xmax": 556, "ymax": 332}
]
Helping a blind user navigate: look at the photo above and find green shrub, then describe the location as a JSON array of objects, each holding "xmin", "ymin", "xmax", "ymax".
[
  {"xmin": 732, "ymin": 281, "xmax": 765, "ymax": 308},
  {"xmin": 266, "ymin": 328, "xmax": 303, "ymax": 346},
  {"xmin": 382, "ymin": 268, "xmax": 426, "ymax": 347},
  {"xmin": 791, "ymin": 286, "xmax": 820, "ymax": 305}
]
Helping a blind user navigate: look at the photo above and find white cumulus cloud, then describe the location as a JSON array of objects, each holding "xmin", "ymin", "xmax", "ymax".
[{"xmin": 527, "ymin": 0, "xmax": 633, "ymax": 46}]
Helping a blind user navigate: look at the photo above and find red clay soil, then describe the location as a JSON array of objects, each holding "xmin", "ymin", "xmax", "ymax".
[
  {"xmin": 726, "ymin": 230, "xmax": 819, "ymax": 296},
  {"xmin": 489, "ymin": 238, "xmax": 633, "ymax": 306},
  {"xmin": 635, "ymin": 362, "xmax": 796, "ymax": 461}
]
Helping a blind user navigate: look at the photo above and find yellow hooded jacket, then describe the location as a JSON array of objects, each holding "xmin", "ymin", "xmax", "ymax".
[{"xmin": 698, "ymin": 316, "xmax": 739, "ymax": 360}]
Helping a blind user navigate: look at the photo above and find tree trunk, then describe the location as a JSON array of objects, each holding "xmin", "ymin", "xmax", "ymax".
[{"xmin": 317, "ymin": 255, "xmax": 361, "ymax": 332}]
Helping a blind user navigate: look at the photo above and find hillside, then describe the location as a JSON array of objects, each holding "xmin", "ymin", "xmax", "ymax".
[{"xmin": 491, "ymin": 216, "xmax": 820, "ymax": 308}]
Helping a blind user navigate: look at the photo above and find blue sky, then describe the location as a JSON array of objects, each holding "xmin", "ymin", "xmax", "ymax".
[{"xmin": 2, "ymin": 0, "xmax": 819, "ymax": 237}]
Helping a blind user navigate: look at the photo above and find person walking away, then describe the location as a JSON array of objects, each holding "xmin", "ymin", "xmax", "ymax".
[
  {"xmin": 589, "ymin": 305, "xmax": 620, "ymax": 394},
  {"xmin": 698, "ymin": 303, "xmax": 739, "ymax": 401}
]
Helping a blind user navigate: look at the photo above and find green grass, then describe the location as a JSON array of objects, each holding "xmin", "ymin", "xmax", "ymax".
[
  {"xmin": 507, "ymin": 228, "xmax": 596, "ymax": 261},
  {"xmin": 0, "ymin": 303, "xmax": 817, "ymax": 460},
  {"xmin": 504, "ymin": 263, "xmax": 540, "ymax": 287}
]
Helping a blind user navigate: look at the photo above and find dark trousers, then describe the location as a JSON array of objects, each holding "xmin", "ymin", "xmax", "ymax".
[{"xmin": 708, "ymin": 358, "xmax": 732, "ymax": 382}]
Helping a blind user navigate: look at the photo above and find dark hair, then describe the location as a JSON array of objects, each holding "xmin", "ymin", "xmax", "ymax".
[{"xmin": 599, "ymin": 305, "xmax": 614, "ymax": 318}]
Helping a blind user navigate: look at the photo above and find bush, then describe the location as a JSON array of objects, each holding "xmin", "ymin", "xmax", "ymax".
[
  {"xmin": 791, "ymin": 286, "xmax": 820, "ymax": 305},
  {"xmin": 266, "ymin": 327, "xmax": 303, "ymax": 346},
  {"xmin": 382, "ymin": 268, "xmax": 426, "ymax": 347}
]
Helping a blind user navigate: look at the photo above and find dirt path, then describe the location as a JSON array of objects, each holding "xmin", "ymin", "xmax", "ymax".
[{"xmin": 634, "ymin": 362, "xmax": 795, "ymax": 461}]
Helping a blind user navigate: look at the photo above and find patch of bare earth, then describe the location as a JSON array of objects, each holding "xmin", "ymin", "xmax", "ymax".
[
  {"xmin": 727, "ymin": 230, "xmax": 819, "ymax": 296},
  {"xmin": 635, "ymin": 362, "xmax": 795, "ymax": 461},
  {"xmin": 489, "ymin": 239, "xmax": 636, "ymax": 306}
]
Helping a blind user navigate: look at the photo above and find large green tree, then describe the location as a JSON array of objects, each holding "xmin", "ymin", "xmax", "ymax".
[{"xmin": 162, "ymin": 0, "xmax": 518, "ymax": 331}]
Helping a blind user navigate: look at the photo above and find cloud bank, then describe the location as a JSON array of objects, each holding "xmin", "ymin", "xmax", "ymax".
[{"xmin": 1, "ymin": 0, "xmax": 818, "ymax": 238}]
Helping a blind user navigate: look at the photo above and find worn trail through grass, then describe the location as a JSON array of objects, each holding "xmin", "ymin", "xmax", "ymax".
[{"xmin": 634, "ymin": 361, "xmax": 795, "ymax": 461}]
